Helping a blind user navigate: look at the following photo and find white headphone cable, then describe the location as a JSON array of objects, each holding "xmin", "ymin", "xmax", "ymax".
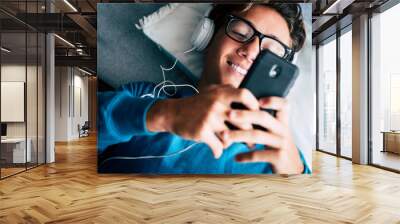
[
  {"xmin": 157, "ymin": 84, "xmax": 199, "ymax": 98},
  {"xmin": 100, "ymin": 142, "xmax": 199, "ymax": 166},
  {"xmin": 102, "ymin": 47, "xmax": 201, "ymax": 167},
  {"xmin": 140, "ymin": 46, "xmax": 198, "ymax": 98}
]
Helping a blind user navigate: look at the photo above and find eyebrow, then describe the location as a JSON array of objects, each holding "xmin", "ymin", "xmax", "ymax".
[
  {"xmin": 236, "ymin": 14, "xmax": 281, "ymax": 41},
  {"xmin": 266, "ymin": 33, "xmax": 279, "ymax": 40}
]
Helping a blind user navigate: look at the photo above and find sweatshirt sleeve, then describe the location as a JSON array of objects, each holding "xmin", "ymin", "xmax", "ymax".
[
  {"xmin": 97, "ymin": 82, "xmax": 159, "ymax": 154},
  {"xmin": 298, "ymin": 148, "xmax": 312, "ymax": 174}
]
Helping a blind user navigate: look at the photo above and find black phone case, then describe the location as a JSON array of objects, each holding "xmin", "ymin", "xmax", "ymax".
[
  {"xmin": 228, "ymin": 50, "xmax": 299, "ymax": 130},
  {"xmin": 239, "ymin": 50, "xmax": 299, "ymax": 98}
]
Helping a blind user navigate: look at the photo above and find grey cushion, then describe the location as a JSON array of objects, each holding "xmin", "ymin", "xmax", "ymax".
[{"xmin": 97, "ymin": 3, "xmax": 191, "ymax": 88}]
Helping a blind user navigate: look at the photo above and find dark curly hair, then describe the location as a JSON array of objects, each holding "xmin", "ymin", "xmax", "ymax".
[{"xmin": 208, "ymin": 3, "xmax": 306, "ymax": 53}]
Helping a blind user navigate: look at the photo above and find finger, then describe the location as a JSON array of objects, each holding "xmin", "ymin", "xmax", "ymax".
[
  {"xmin": 216, "ymin": 131, "xmax": 232, "ymax": 149},
  {"xmin": 259, "ymin": 97, "xmax": 289, "ymax": 124},
  {"xmin": 218, "ymin": 129, "xmax": 235, "ymax": 149},
  {"xmin": 223, "ymin": 88, "xmax": 259, "ymax": 111},
  {"xmin": 224, "ymin": 117, "xmax": 253, "ymax": 131},
  {"xmin": 237, "ymin": 88, "xmax": 260, "ymax": 111},
  {"xmin": 211, "ymin": 111, "xmax": 231, "ymax": 132},
  {"xmin": 259, "ymin": 97, "xmax": 288, "ymax": 111},
  {"xmin": 235, "ymin": 149, "xmax": 278, "ymax": 163},
  {"xmin": 226, "ymin": 109, "xmax": 285, "ymax": 136},
  {"xmin": 203, "ymin": 131, "xmax": 224, "ymax": 159},
  {"xmin": 221, "ymin": 129, "xmax": 283, "ymax": 149}
]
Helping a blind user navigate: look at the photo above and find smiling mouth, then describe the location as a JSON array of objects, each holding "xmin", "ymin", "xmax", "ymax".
[{"xmin": 227, "ymin": 61, "xmax": 248, "ymax": 76}]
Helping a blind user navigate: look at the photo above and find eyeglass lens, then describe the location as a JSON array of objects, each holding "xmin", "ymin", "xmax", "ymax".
[{"xmin": 227, "ymin": 18, "xmax": 286, "ymax": 58}]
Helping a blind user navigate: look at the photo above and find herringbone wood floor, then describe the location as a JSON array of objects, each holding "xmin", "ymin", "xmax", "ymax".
[{"xmin": 1, "ymin": 135, "xmax": 400, "ymax": 223}]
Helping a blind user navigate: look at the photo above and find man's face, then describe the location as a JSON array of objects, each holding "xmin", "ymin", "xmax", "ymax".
[{"xmin": 201, "ymin": 5, "xmax": 292, "ymax": 88}]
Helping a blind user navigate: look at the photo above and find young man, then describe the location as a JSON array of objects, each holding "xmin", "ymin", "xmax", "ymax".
[{"xmin": 98, "ymin": 3, "xmax": 311, "ymax": 174}]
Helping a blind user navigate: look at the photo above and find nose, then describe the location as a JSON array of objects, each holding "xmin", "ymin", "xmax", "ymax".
[{"xmin": 237, "ymin": 37, "xmax": 260, "ymax": 63}]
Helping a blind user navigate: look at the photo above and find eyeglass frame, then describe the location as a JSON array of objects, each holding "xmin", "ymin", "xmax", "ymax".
[{"xmin": 224, "ymin": 14, "xmax": 294, "ymax": 61}]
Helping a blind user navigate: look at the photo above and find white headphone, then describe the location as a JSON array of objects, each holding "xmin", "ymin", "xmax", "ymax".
[{"xmin": 190, "ymin": 6, "xmax": 215, "ymax": 51}]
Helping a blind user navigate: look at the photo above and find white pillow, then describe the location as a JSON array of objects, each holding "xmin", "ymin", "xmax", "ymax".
[{"xmin": 136, "ymin": 3, "xmax": 212, "ymax": 82}]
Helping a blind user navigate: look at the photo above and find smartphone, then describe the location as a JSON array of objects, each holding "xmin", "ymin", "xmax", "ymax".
[
  {"xmin": 228, "ymin": 49, "xmax": 299, "ymax": 129},
  {"xmin": 239, "ymin": 49, "xmax": 299, "ymax": 99}
]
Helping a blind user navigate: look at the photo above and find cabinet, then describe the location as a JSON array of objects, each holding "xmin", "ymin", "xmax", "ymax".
[
  {"xmin": 0, "ymin": 138, "xmax": 31, "ymax": 165},
  {"xmin": 382, "ymin": 131, "xmax": 400, "ymax": 154}
]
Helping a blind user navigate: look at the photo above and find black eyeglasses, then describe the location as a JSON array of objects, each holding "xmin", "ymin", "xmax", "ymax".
[{"xmin": 225, "ymin": 14, "xmax": 294, "ymax": 60}]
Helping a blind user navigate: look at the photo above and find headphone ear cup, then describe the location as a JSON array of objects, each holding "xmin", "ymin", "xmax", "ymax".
[{"xmin": 191, "ymin": 18, "xmax": 215, "ymax": 51}]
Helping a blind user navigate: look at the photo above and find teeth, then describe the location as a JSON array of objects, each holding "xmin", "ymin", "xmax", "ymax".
[{"xmin": 228, "ymin": 61, "xmax": 247, "ymax": 75}]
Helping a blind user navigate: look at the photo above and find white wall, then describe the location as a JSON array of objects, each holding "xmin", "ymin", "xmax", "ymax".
[
  {"xmin": 54, "ymin": 67, "xmax": 89, "ymax": 141},
  {"xmin": 1, "ymin": 63, "xmax": 46, "ymax": 163},
  {"xmin": 70, "ymin": 72, "xmax": 89, "ymax": 139},
  {"xmin": 1, "ymin": 65, "xmax": 37, "ymax": 138},
  {"xmin": 1, "ymin": 65, "xmax": 26, "ymax": 81},
  {"xmin": 1, "ymin": 65, "xmax": 26, "ymax": 130},
  {"xmin": 55, "ymin": 66, "xmax": 69, "ymax": 141},
  {"xmin": 1, "ymin": 82, "xmax": 25, "ymax": 122}
]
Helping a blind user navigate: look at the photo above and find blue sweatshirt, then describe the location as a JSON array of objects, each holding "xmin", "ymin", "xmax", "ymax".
[{"xmin": 98, "ymin": 81, "xmax": 311, "ymax": 174}]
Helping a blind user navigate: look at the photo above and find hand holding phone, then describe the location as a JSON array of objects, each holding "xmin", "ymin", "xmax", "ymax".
[{"xmin": 228, "ymin": 49, "xmax": 299, "ymax": 130}]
